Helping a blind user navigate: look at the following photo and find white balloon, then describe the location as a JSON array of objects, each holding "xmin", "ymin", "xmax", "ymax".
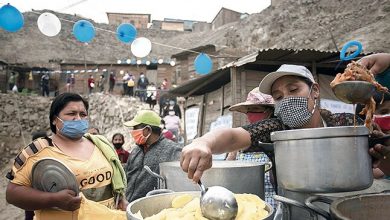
[
  {"xmin": 37, "ymin": 12, "xmax": 61, "ymax": 37},
  {"xmin": 131, "ymin": 37, "xmax": 152, "ymax": 58}
]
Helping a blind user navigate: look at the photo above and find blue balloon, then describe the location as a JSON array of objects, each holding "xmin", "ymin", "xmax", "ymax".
[
  {"xmin": 73, "ymin": 20, "xmax": 95, "ymax": 43},
  {"xmin": 116, "ymin": 23, "xmax": 137, "ymax": 43},
  {"xmin": 194, "ymin": 53, "xmax": 213, "ymax": 75},
  {"xmin": 0, "ymin": 4, "xmax": 24, "ymax": 32},
  {"xmin": 340, "ymin": 40, "xmax": 363, "ymax": 61}
]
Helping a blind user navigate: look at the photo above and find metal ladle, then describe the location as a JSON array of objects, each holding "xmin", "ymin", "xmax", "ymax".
[
  {"xmin": 198, "ymin": 180, "xmax": 238, "ymax": 220},
  {"xmin": 332, "ymin": 81, "xmax": 377, "ymax": 104}
]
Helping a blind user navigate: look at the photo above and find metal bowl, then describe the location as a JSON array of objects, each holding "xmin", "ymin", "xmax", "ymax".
[
  {"xmin": 332, "ymin": 81, "xmax": 376, "ymax": 104},
  {"xmin": 126, "ymin": 191, "xmax": 274, "ymax": 220},
  {"xmin": 330, "ymin": 193, "xmax": 390, "ymax": 220}
]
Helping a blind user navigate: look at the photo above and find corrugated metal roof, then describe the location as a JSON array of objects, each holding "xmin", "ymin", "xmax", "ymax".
[
  {"xmin": 169, "ymin": 68, "xmax": 230, "ymax": 97},
  {"xmin": 171, "ymin": 44, "xmax": 216, "ymax": 58},
  {"xmin": 170, "ymin": 48, "xmax": 371, "ymax": 97}
]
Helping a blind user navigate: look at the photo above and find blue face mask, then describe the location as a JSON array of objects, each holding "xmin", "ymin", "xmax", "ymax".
[{"xmin": 57, "ymin": 117, "xmax": 89, "ymax": 139}]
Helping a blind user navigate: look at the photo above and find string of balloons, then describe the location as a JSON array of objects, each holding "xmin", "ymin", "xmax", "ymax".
[{"xmin": 0, "ymin": 3, "xmax": 213, "ymax": 75}]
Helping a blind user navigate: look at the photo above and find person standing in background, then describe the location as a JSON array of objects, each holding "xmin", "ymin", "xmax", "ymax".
[
  {"xmin": 127, "ymin": 74, "xmax": 135, "ymax": 97},
  {"xmin": 226, "ymin": 87, "xmax": 277, "ymax": 208},
  {"xmin": 123, "ymin": 110, "xmax": 181, "ymax": 202},
  {"xmin": 8, "ymin": 72, "xmax": 17, "ymax": 91},
  {"xmin": 137, "ymin": 72, "xmax": 149, "ymax": 102},
  {"xmin": 109, "ymin": 72, "xmax": 116, "ymax": 94},
  {"xmin": 146, "ymin": 83, "xmax": 157, "ymax": 109},
  {"xmin": 112, "ymin": 133, "xmax": 130, "ymax": 164},
  {"xmin": 161, "ymin": 78, "xmax": 169, "ymax": 90},
  {"xmin": 87, "ymin": 75, "xmax": 94, "ymax": 94},
  {"xmin": 66, "ymin": 74, "xmax": 75, "ymax": 92},
  {"xmin": 98, "ymin": 74, "xmax": 106, "ymax": 93},
  {"xmin": 40, "ymin": 73, "xmax": 50, "ymax": 97},
  {"xmin": 122, "ymin": 73, "xmax": 130, "ymax": 96},
  {"xmin": 163, "ymin": 110, "xmax": 181, "ymax": 142}
]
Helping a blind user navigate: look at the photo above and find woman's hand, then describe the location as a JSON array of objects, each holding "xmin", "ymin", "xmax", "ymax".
[
  {"xmin": 180, "ymin": 139, "xmax": 213, "ymax": 183},
  {"xmin": 117, "ymin": 197, "xmax": 128, "ymax": 211},
  {"xmin": 53, "ymin": 189, "xmax": 82, "ymax": 211},
  {"xmin": 358, "ymin": 53, "xmax": 390, "ymax": 75},
  {"xmin": 369, "ymin": 144, "xmax": 390, "ymax": 176}
]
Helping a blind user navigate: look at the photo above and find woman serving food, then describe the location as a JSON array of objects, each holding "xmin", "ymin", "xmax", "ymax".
[{"xmin": 180, "ymin": 64, "xmax": 363, "ymax": 183}]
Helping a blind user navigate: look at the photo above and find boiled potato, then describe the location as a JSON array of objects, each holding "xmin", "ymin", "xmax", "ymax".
[
  {"xmin": 142, "ymin": 193, "xmax": 268, "ymax": 220},
  {"xmin": 171, "ymin": 194, "xmax": 194, "ymax": 208}
]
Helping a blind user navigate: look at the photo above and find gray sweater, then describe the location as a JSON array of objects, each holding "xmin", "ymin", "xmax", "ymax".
[{"xmin": 125, "ymin": 136, "xmax": 181, "ymax": 202}]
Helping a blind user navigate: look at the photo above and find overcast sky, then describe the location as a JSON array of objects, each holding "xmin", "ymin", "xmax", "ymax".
[{"xmin": 2, "ymin": 0, "xmax": 271, "ymax": 23}]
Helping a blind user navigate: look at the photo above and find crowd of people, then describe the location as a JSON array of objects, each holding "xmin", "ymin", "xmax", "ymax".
[{"xmin": 4, "ymin": 53, "xmax": 390, "ymax": 220}]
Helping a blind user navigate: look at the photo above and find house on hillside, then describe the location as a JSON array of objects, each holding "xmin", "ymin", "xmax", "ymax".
[
  {"xmin": 0, "ymin": 61, "xmax": 54, "ymax": 94},
  {"xmin": 171, "ymin": 44, "xmax": 243, "ymax": 85},
  {"xmin": 169, "ymin": 48, "xmax": 369, "ymax": 144},
  {"xmin": 171, "ymin": 45, "xmax": 218, "ymax": 85},
  {"xmin": 211, "ymin": 7, "xmax": 246, "ymax": 30},
  {"xmin": 193, "ymin": 21, "xmax": 212, "ymax": 32},
  {"xmin": 106, "ymin": 12, "xmax": 151, "ymax": 29},
  {"xmin": 161, "ymin": 20, "xmax": 185, "ymax": 31}
]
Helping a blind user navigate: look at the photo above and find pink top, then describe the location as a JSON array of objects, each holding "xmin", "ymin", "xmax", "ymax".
[{"xmin": 163, "ymin": 115, "xmax": 180, "ymax": 130}]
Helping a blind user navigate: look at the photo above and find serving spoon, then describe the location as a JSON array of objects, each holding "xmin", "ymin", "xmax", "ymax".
[
  {"xmin": 198, "ymin": 180, "xmax": 238, "ymax": 220},
  {"xmin": 332, "ymin": 81, "xmax": 376, "ymax": 104}
]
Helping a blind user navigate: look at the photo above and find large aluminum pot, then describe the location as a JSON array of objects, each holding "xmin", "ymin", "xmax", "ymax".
[
  {"xmin": 159, "ymin": 160, "xmax": 271, "ymax": 199},
  {"xmin": 126, "ymin": 191, "xmax": 274, "ymax": 220},
  {"xmin": 271, "ymin": 126, "xmax": 373, "ymax": 193},
  {"xmin": 305, "ymin": 192, "xmax": 390, "ymax": 220}
]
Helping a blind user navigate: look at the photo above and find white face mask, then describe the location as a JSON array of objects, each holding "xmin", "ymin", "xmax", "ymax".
[
  {"xmin": 274, "ymin": 86, "xmax": 317, "ymax": 128},
  {"xmin": 168, "ymin": 111, "xmax": 175, "ymax": 116}
]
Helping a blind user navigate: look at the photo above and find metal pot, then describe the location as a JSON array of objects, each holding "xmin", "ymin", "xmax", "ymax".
[
  {"xmin": 305, "ymin": 192, "xmax": 390, "ymax": 220},
  {"xmin": 126, "ymin": 191, "xmax": 274, "ymax": 220},
  {"xmin": 273, "ymin": 179, "xmax": 390, "ymax": 220},
  {"xmin": 159, "ymin": 160, "xmax": 271, "ymax": 199},
  {"xmin": 271, "ymin": 126, "xmax": 373, "ymax": 193}
]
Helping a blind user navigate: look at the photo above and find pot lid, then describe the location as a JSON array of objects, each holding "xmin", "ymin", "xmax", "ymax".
[
  {"xmin": 271, "ymin": 126, "xmax": 369, "ymax": 141},
  {"xmin": 32, "ymin": 158, "xmax": 79, "ymax": 195}
]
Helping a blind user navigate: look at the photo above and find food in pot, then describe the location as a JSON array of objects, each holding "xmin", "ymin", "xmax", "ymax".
[
  {"xmin": 330, "ymin": 61, "xmax": 388, "ymax": 128},
  {"xmin": 135, "ymin": 193, "xmax": 269, "ymax": 220}
]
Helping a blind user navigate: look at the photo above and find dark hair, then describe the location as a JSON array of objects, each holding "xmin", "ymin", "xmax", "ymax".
[
  {"xmin": 296, "ymin": 76, "xmax": 314, "ymax": 87},
  {"xmin": 32, "ymin": 131, "xmax": 47, "ymax": 140},
  {"xmin": 49, "ymin": 93, "xmax": 89, "ymax": 133},
  {"xmin": 137, "ymin": 123, "xmax": 162, "ymax": 135},
  {"xmin": 112, "ymin": 133, "xmax": 125, "ymax": 143}
]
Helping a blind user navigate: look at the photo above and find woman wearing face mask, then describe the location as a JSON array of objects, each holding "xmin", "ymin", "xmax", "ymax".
[
  {"xmin": 163, "ymin": 110, "xmax": 181, "ymax": 142},
  {"xmin": 180, "ymin": 64, "xmax": 363, "ymax": 183},
  {"xmin": 112, "ymin": 133, "xmax": 129, "ymax": 164},
  {"xmin": 6, "ymin": 93, "xmax": 128, "ymax": 220},
  {"xmin": 226, "ymin": 88, "xmax": 277, "ymax": 208},
  {"xmin": 123, "ymin": 110, "xmax": 182, "ymax": 202}
]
